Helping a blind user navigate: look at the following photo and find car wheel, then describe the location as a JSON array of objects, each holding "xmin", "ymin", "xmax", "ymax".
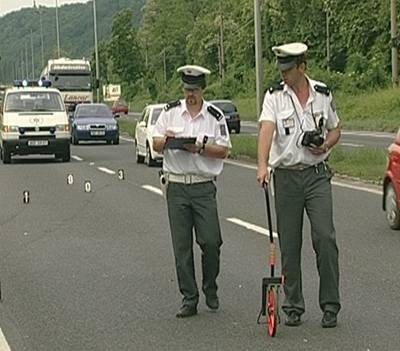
[
  {"xmin": 113, "ymin": 137, "xmax": 119, "ymax": 145},
  {"xmin": 385, "ymin": 183, "xmax": 400, "ymax": 229},
  {"xmin": 135, "ymin": 140, "xmax": 145, "ymax": 164},
  {"xmin": 2, "ymin": 146, "xmax": 11, "ymax": 164},
  {"xmin": 235, "ymin": 124, "xmax": 241, "ymax": 134},
  {"xmin": 145, "ymin": 144, "xmax": 157, "ymax": 167}
]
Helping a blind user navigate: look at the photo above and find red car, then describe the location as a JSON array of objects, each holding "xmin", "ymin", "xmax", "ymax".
[
  {"xmin": 112, "ymin": 99, "xmax": 128, "ymax": 115},
  {"xmin": 383, "ymin": 128, "xmax": 400, "ymax": 229}
]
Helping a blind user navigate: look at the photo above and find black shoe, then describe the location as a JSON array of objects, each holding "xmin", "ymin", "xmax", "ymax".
[
  {"xmin": 284, "ymin": 311, "xmax": 301, "ymax": 327},
  {"xmin": 321, "ymin": 311, "xmax": 337, "ymax": 328},
  {"xmin": 176, "ymin": 305, "xmax": 197, "ymax": 318},
  {"xmin": 205, "ymin": 296, "xmax": 219, "ymax": 310}
]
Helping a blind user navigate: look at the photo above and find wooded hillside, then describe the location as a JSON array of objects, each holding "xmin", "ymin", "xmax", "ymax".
[{"xmin": 0, "ymin": 0, "xmax": 395, "ymax": 101}]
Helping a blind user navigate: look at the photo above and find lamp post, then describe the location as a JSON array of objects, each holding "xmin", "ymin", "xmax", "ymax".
[{"xmin": 93, "ymin": 0, "xmax": 100, "ymax": 102}]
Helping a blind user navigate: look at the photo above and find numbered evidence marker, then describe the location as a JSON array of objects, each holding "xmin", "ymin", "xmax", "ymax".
[
  {"xmin": 84, "ymin": 181, "xmax": 92, "ymax": 193},
  {"xmin": 23, "ymin": 190, "xmax": 30, "ymax": 204},
  {"xmin": 118, "ymin": 169, "xmax": 125, "ymax": 180},
  {"xmin": 67, "ymin": 174, "xmax": 74, "ymax": 185}
]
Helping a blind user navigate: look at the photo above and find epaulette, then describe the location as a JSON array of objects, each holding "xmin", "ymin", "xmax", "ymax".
[
  {"xmin": 268, "ymin": 82, "xmax": 284, "ymax": 94},
  {"xmin": 207, "ymin": 105, "xmax": 223, "ymax": 121},
  {"xmin": 164, "ymin": 100, "xmax": 181, "ymax": 111},
  {"xmin": 314, "ymin": 84, "xmax": 330, "ymax": 96}
]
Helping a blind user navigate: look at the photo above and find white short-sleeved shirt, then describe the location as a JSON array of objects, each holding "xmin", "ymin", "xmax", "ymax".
[
  {"xmin": 152, "ymin": 99, "xmax": 232, "ymax": 177},
  {"xmin": 258, "ymin": 76, "xmax": 340, "ymax": 168}
]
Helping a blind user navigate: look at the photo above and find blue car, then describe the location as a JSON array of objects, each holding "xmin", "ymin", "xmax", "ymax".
[{"xmin": 71, "ymin": 103, "xmax": 119, "ymax": 145}]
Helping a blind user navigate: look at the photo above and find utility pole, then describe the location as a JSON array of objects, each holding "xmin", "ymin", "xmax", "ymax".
[
  {"xmin": 39, "ymin": 7, "xmax": 44, "ymax": 69},
  {"xmin": 21, "ymin": 53, "xmax": 25, "ymax": 79},
  {"xmin": 31, "ymin": 30, "xmax": 35, "ymax": 79},
  {"xmin": 163, "ymin": 48, "xmax": 167, "ymax": 86},
  {"xmin": 391, "ymin": 0, "xmax": 398, "ymax": 87},
  {"xmin": 55, "ymin": 0, "xmax": 61, "ymax": 58},
  {"xmin": 254, "ymin": 0, "xmax": 263, "ymax": 118},
  {"xmin": 325, "ymin": 1, "xmax": 330, "ymax": 71},
  {"xmin": 93, "ymin": 0, "xmax": 100, "ymax": 102},
  {"xmin": 219, "ymin": 1, "xmax": 225, "ymax": 81},
  {"xmin": 25, "ymin": 41, "xmax": 29, "ymax": 79}
]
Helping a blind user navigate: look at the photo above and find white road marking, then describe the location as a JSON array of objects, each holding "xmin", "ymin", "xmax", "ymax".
[
  {"xmin": 97, "ymin": 167, "xmax": 116, "ymax": 175},
  {"xmin": 340, "ymin": 142, "xmax": 364, "ymax": 148},
  {"xmin": 341, "ymin": 131, "xmax": 395, "ymax": 138},
  {"xmin": 224, "ymin": 159, "xmax": 382, "ymax": 195},
  {"xmin": 225, "ymin": 159, "xmax": 257, "ymax": 170},
  {"xmin": 120, "ymin": 136, "xmax": 134, "ymax": 143},
  {"xmin": 0, "ymin": 328, "xmax": 11, "ymax": 351},
  {"xmin": 226, "ymin": 217, "xmax": 278, "ymax": 238},
  {"xmin": 331, "ymin": 181, "xmax": 382, "ymax": 195},
  {"xmin": 142, "ymin": 185, "xmax": 163, "ymax": 196},
  {"xmin": 71, "ymin": 155, "xmax": 83, "ymax": 161},
  {"xmin": 89, "ymin": 162, "xmax": 95, "ymax": 166}
]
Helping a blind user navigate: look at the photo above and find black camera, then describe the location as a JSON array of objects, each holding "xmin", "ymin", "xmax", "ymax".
[{"xmin": 301, "ymin": 130, "xmax": 324, "ymax": 147}]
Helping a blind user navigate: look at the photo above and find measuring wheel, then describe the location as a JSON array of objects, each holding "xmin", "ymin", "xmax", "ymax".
[{"xmin": 267, "ymin": 286, "xmax": 278, "ymax": 337}]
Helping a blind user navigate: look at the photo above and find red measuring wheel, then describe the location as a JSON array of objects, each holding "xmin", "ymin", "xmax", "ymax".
[{"xmin": 267, "ymin": 286, "xmax": 278, "ymax": 337}]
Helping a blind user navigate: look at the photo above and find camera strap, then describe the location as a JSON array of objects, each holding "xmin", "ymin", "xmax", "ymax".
[{"xmin": 288, "ymin": 95, "xmax": 304, "ymax": 131}]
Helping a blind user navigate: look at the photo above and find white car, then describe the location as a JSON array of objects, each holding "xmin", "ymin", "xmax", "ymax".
[
  {"xmin": 135, "ymin": 103, "xmax": 165, "ymax": 166},
  {"xmin": 0, "ymin": 80, "xmax": 71, "ymax": 163}
]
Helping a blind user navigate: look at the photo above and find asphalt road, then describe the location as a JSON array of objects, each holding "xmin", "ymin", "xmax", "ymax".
[
  {"xmin": 0, "ymin": 138, "xmax": 399, "ymax": 351},
  {"xmin": 125, "ymin": 113, "xmax": 396, "ymax": 149}
]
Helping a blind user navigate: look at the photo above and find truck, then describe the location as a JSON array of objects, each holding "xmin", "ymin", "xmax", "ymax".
[{"xmin": 40, "ymin": 57, "xmax": 93, "ymax": 113}]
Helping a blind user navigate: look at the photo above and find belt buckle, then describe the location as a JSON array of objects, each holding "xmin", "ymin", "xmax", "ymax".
[{"xmin": 184, "ymin": 174, "xmax": 192, "ymax": 184}]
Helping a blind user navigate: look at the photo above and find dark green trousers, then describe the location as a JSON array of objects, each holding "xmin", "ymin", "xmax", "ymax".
[
  {"xmin": 166, "ymin": 181, "xmax": 223, "ymax": 306},
  {"xmin": 273, "ymin": 163, "xmax": 341, "ymax": 315}
]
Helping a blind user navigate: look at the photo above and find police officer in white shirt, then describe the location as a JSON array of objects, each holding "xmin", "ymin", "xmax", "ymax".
[
  {"xmin": 153, "ymin": 65, "xmax": 231, "ymax": 318},
  {"xmin": 257, "ymin": 43, "xmax": 341, "ymax": 328}
]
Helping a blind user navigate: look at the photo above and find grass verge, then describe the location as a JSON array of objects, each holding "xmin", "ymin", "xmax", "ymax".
[
  {"xmin": 234, "ymin": 88, "xmax": 400, "ymax": 133},
  {"xmin": 230, "ymin": 135, "xmax": 386, "ymax": 185},
  {"xmin": 119, "ymin": 119, "xmax": 136, "ymax": 139}
]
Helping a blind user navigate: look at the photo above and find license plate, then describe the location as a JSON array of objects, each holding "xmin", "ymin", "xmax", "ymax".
[
  {"xmin": 90, "ymin": 130, "xmax": 105, "ymax": 136},
  {"xmin": 28, "ymin": 140, "xmax": 48, "ymax": 146}
]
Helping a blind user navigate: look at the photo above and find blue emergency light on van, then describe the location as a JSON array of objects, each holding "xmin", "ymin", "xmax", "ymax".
[{"xmin": 13, "ymin": 79, "xmax": 52, "ymax": 88}]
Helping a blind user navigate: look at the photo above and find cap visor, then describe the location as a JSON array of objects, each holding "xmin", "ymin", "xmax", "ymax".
[
  {"xmin": 183, "ymin": 83, "xmax": 202, "ymax": 90},
  {"xmin": 277, "ymin": 61, "xmax": 296, "ymax": 71}
]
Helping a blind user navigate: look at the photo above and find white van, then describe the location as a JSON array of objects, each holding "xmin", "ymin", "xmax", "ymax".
[{"xmin": 0, "ymin": 80, "xmax": 71, "ymax": 163}]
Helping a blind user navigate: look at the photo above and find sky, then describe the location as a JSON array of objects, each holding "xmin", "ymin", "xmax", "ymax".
[{"xmin": 0, "ymin": 0, "xmax": 90, "ymax": 16}]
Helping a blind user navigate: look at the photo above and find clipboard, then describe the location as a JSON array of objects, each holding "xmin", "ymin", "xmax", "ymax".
[{"xmin": 165, "ymin": 137, "xmax": 197, "ymax": 150}]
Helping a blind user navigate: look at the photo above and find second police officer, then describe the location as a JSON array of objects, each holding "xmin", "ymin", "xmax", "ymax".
[{"xmin": 257, "ymin": 43, "xmax": 341, "ymax": 328}]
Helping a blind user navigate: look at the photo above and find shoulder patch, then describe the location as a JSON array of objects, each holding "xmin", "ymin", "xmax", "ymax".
[
  {"xmin": 268, "ymin": 82, "xmax": 284, "ymax": 94},
  {"xmin": 207, "ymin": 105, "xmax": 223, "ymax": 121},
  {"xmin": 314, "ymin": 84, "xmax": 330, "ymax": 96},
  {"xmin": 164, "ymin": 100, "xmax": 181, "ymax": 111}
]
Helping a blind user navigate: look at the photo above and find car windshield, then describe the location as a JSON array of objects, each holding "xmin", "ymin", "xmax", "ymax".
[
  {"xmin": 212, "ymin": 102, "xmax": 237, "ymax": 114},
  {"xmin": 76, "ymin": 105, "xmax": 112, "ymax": 118},
  {"xmin": 5, "ymin": 91, "xmax": 64, "ymax": 112},
  {"xmin": 150, "ymin": 108, "xmax": 163, "ymax": 125},
  {"xmin": 49, "ymin": 73, "xmax": 91, "ymax": 91}
]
